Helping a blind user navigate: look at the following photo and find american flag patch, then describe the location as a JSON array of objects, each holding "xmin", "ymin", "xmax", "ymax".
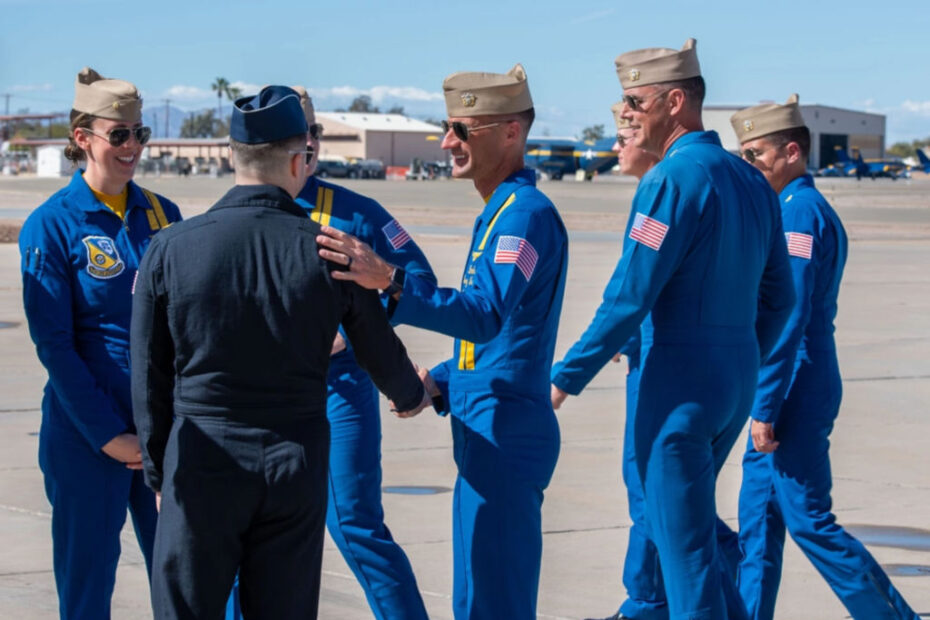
[
  {"xmin": 785, "ymin": 232, "xmax": 813, "ymax": 259},
  {"xmin": 494, "ymin": 235, "xmax": 538, "ymax": 281},
  {"xmin": 382, "ymin": 219, "xmax": 411, "ymax": 250},
  {"xmin": 629, "ymin": 213, "xmax": 668, "ymax": 251}
]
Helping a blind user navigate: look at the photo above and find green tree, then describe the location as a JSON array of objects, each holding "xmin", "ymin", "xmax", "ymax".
[
  {"xmin": 581, "ymin": 124, "xmax": 605, "ymax": 142},
  {"xmin": 180, "ymin": 109, "xmax": 224, "ymax": 138},
  {"xmin": 349, "ymin": 95, "xmax": 379, "ymax": 113},
  {"xmin": 211, "ymin": 77, "xmax": 233, "ymax": 120}
]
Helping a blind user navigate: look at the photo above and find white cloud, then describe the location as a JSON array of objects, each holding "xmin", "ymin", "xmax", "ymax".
[
  {"xmin": 229, "ymin": 81, "xmax": 263, "ymax": 94},
  {"xmin": 164, "ymin": 85, "xmax": 212, "ymax": 100},
  {"xmin": 11, "ymin": 83, "xmax": 53, "ymax": 93},
  {"xmin": 901, "ymin": 99, "xmax": 930, "ymax": 116},
  {"xmin": 312, "ymin": 85, "xmax": 442, "ymax": 103},
  {"xmin": 569, "ymin": 8, "xmax": 615, "ymax": 24}
]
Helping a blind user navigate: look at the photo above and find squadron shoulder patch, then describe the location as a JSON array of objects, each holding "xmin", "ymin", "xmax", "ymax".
[
  {"xmin": 82, "ymin": 235, "xmax": 125, "ymax": 279},
  {"xmin": 629, "ymin": 213, "xmax": 668, "ymax": 251},
  {"xmin": 785, "ymin": 232, "xmax": 813, "ymax": 259}
]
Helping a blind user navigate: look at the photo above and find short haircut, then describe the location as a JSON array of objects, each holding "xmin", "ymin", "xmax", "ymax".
[
  {"xmin": 663, "ymin": 76, "xmax": 705, "ymax": 109},
  {"xmin": 230, "ymin": 134, "xmax": 306, "ymax": 176},
  {"xmin": 766, "ymin": 126, "xmax": 811, "ymax": 161},
  {"xmin": 515, "ymin": 107, "xmax": 535, "ymax": 135}
]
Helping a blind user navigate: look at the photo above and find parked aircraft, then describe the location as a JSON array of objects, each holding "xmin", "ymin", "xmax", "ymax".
[
  {"xmin": 525, "ymin": 137, "xmax": 616, "ymax": 180},
  {"xmin": 915, "ymin": 148, "xmax": 930, "ymax": 173}
]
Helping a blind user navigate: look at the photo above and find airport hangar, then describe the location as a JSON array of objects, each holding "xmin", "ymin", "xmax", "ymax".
[
  {"xmin": 702, "ymin": 104, "xmax": 885, "ymax": 169},
  {"xmin": 313, "ymin": 112, "xmax": 445, "ymax": 166}
]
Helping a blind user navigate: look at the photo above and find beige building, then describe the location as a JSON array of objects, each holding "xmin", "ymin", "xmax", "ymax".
[
  {"xmin": 315, "ymin": 112, "xmax": 446, "ymax": 166},
  {"xmin": 703, "ymin": 104, "xmax": 886, "ymax": 169}
]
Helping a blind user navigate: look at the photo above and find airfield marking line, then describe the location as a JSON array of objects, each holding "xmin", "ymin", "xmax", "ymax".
[{"xmin": 0, "ymin": 503, "xmax": 49, "ymax": 518}]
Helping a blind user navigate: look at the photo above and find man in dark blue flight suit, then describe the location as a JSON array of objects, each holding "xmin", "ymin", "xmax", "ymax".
[
  {"xmin": 550, "ymin": 39, "xmax": 796, "ymax": 619},
  {"xmin": 131, "ymin": 86, "xmax": 427, "ymax": 620},
  {"xmin": 730, "ymin": 96, "xmax": 919, "ymax": 620},
  {"xmin": 292, "ymin": 85, "xmax": 434, "ymax": 619},
  {"xmin": 316, "ymin": 64, "xmax": 568, "ymax": 619}
]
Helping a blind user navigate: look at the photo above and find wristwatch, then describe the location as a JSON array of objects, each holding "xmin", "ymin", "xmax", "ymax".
[{"xmin": 383, "ymin": 267, "xmax": 405, "ymax": 297}]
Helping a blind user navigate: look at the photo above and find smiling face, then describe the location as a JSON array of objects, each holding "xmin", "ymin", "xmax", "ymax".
[
  {"xmin": 74, "ymin": 116, "xmax": 145, "ymax": 194},
  {"xmin": 440, "ymin": 116, "xmax": 508, "ymax": 182},
  {"xmin": 614, "ymin": 127, "xmax": 659, "ymax": 179},
  {"xmin": 620, "ymin": 84, "xmax": 673, "ymax": 156}
]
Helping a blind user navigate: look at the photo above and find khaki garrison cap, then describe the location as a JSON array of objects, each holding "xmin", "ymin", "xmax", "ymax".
[
  {"xmin": 615, "ymin": 38, "xmax": 702, "ymax": 89},
  {"xmin": 291, "ymin": 85, "xmax": 315, "ymax": 124},
  {"xmin": 730, "ymin": 94, "xmax": 805, "ymax": 143},
  {"xmin": 610, "ymin": 101, "xmax": 630, "ymax": 130},
  {"xmin": 72, "ymin": 67, "xmax": 142, "ymax": 122},
  {"xmin": 443, "ymin": 64, "xmax": 533, "ymax": 117}
]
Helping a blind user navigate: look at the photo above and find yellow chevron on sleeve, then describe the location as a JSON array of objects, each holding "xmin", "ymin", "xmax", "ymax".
[
  {"xmin": 309, "ymin": 187, "xmax": 333, "ymax": 226},
  {"xmin": 457, "ymin": 340, "xmax": 476, "ymax": 370}
]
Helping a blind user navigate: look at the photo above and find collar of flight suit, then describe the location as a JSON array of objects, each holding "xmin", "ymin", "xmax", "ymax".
[
  {"xmin": 780, "ymin": 173, "xmax": 815, "ymax": 202},
  {"xmin": 68, "ymin": 169, "xmax": 151, "ymax": 217},
  {"xmin": 664, "ymin": 130, "xmax": 723, "ymax": 159},
  {"xmin": 209, "ymin": 184, "xmax": 306, "ymax": 218},
  {"xmin": 479, "ymin": 168, "xmax": 537, "ymax": 221}
]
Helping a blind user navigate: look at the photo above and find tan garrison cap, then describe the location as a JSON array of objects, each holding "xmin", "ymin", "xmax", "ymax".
[
  {"xmin": 730, "ymin": 94, "xmax": 805, "ymax": 143},
  {"xmin": 291, "ymin": 85, "xmax": 315, "ymax": 124},
  {"xmin": 615, "ymin": 38, "xmax": 701, "ymax": 89},
  {"xmin": 72, "ymin": 67, "xmax": 142, "ymax": 121},
  {"xmin": 443, "ymin": 64, "xmax": 533, "ymax": 117},
  {"xmin": 611, "ymin": 101, "xmax": 630, "ymax": 130}
]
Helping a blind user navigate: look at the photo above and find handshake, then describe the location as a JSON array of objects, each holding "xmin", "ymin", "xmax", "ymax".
[{"xmin": 391, "ymin": 365, "xmax": 440, "ymax": 418}]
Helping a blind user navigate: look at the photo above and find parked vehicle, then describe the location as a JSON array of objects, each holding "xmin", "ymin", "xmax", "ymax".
[
  {"xmin": 348, "ymin": 159, "xmax": 386, "ymax": 179},
  {"xmin": 315, "ymin": 158, "xmax": 350, "ymax": 178}
]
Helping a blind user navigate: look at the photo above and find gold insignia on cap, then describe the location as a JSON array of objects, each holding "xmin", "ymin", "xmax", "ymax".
[
  {"xmin": 743, "ymin": 120, "xmax": 754, "ymax": 132},
  {"xmin": 461, "ymin": 92, "xmax": 477, "ymax": 107},
  {"xmin": 629, "ymin": 69, "xmax": 641, "ymax": 82}
]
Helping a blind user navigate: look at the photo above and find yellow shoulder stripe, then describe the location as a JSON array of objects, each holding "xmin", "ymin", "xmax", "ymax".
[
  {"xmin": 142, "ymin": 188, "xmax": 170, "ymax": 230},
  {"xmin": 309, "ymin": 186, "xmax": 334, "ymax": 226}
]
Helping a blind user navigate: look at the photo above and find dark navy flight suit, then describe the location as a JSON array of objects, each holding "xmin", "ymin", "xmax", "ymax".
[
  {"xmin": 736, "ymin": 174, "xmax": 919, "ymax": 620},
  {"xmin": 390, "ymin": 169, "xmax": 568, "ymax": 619},
  {"xmin": 19, "ymin": 170, "xmax": 180, "ymax": 619},
  {"xmin": 296, "ymin": 175, "xmax": 435, "ymax": 620},
  {"xmin": 131, "ymin": 184, "xmax": 424, "ymax": 620},
  {"xmin": 552, "ymin": 131, "xmax": 795, "ymax": 620}
]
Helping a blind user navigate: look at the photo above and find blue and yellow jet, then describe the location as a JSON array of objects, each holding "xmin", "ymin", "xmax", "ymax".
[{"xmin": 525, "ymin": 137, "xmax": 616, "ymax": 181}]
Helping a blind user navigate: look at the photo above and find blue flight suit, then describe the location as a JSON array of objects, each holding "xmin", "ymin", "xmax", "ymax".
[
  {"xmin": 19, "ymin": 170, "xmax": 180, "ymax": 619},
  {"xmin": 295, "ymin": 176, "xmax": 435, "ymax": 619},
  {"xmin": 390, "ymin": 169, "xmax": 568, "ymax": 619},
  {"xmin": 551, "ymin": 131, "xmax": 795, "ymax": 620},
  {"xmin": 736, "ymin": 174, "xmax": 919, "ymax": 620}
]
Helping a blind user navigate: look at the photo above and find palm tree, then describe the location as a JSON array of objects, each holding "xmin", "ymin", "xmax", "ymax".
[{"xmin": 211, "ymin": 77, "xmax": 230, "ymax": 120}]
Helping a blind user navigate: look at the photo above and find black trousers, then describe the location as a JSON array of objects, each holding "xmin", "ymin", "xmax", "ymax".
[{"xmin": 152, "ymin": 414, "xmax": 330, "ymax": 620}]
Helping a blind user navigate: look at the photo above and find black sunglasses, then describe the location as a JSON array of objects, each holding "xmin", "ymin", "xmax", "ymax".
[
  {"xmin": 440, "ymin": 120, "xmax": 502, "ymax": 142},
  {"xmin": 741, "ymin": 147, "xmax": 770, "ymax": 164},
  {"xmin": 308, "ymin": 123, "xmax": 324, "ymax": 140},
  {"xmin": 622, "ymin": 89, "xmax": 669, "ymax": 113},
  {"xmin": 82, "ymin": 126, "xmax": 152, "ymax": 147}
]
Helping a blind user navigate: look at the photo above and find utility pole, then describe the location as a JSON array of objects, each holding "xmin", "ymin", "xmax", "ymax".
[
  {"xmin": 163, "ymin": 99, "xmax": 171, "ymax": 138},
  {"xmin": 2, "ymin": 93, "xmax": 10, "ymax": 141}
]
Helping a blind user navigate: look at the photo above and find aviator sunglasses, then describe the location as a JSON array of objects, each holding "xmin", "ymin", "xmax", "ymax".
[
  {"xmin": 308, "ymin": 123, "xmax": 324, "ymax": 140},
  {"xmin": 441, "ymin": 120, "xmax": 502, "ymax": 142},
  {"xmin": 622, "ymin": 89, "xmax": 670, "ymax": 112},
  {"xmin": 81, "ymin": 125, "xmax": 152, "ymax": 147},
  {"xmin": 289, "ymin": 146, "xmax": 316, "ymax": 166}
]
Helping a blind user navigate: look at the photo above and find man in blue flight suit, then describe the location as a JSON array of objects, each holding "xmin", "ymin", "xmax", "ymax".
[
  {"xmin": 584, "ymin": 104, "xmax": 740, "ymax": 620},
  {"xmin": 730, "ymin": 97, "xmax": 919, "ymax": 620},
  {"xmin": 131, "ymin": 85, "xmax": 428, "ymax": 620},
  {"xmin": 293, "ymin": 85, "xmax": 434, "ymax": 619},
  {"xmin": 549, "ymin": 39, "xmax": 796, "ymax": 619},
  {"xmin": 316, "ymin": 64, "xmax": 569, "ymax": 619},
  {"xmin": 20, "ymin": 68, "xmax": 181, "ymax": 619}
]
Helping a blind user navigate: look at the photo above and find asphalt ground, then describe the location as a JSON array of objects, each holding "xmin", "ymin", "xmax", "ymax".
[{"xmin": 0, "ymin": 172, "xmax": 928, "ymax": 618}]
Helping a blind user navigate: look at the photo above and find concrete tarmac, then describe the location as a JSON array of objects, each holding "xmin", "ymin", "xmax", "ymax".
[{"xmin": 0, "ymin": 172, "xmax": 928, "ymax": 618}]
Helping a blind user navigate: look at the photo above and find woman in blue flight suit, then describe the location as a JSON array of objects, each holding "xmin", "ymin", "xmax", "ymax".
[{"xmin": 19, "ymin": 67, "xmax": 181, "ymax": 619}]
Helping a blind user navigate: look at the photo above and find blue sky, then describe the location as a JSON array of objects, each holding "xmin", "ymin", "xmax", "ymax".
[{"xmin": 2, "ymin": 0, "xmax": 929, "ymax": 143}]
